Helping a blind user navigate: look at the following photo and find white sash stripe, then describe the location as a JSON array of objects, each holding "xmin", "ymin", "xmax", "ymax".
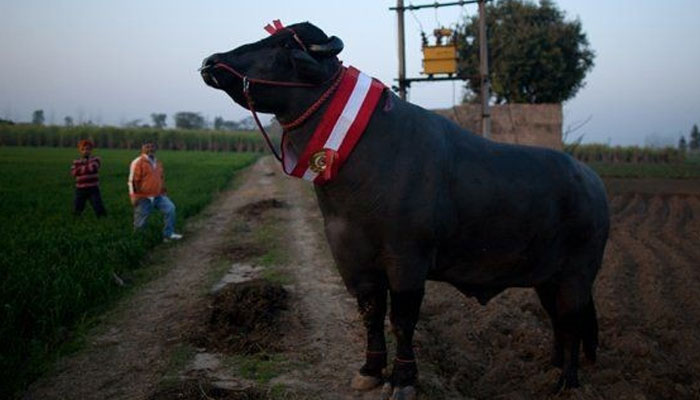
[
  {"xmin": 285, "ymin": 69, "xmax": 378, "ymax": 183},
  {"xmin": 324, "ymin": 72, "xmax": 372, "ymax": 151},
  {"xmin": 282, "ymin": 138, "xmax": 297, "ymax": 174},
  {"xmin": 302, "ymin": 168, "xmax": 318, "ymax": 181}
]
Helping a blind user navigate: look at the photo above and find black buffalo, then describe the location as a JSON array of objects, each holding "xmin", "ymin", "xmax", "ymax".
[{"xmin": 202, "ymin": 22, "xmax": 609, "ymax": 398}]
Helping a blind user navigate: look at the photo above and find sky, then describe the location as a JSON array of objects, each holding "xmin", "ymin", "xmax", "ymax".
[{"xmin": 1, "ymin": 0, "xmax": 699, "ymax": 146}]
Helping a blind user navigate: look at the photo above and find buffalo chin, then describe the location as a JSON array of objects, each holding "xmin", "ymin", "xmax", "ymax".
[{"xmin": 200, "ymin": 71, "xmax": 221, "ymax": 89}]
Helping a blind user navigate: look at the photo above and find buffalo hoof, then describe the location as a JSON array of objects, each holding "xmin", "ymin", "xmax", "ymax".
[
  {"xmin": 380, "ymin": 383, "xmax": 416, "ymax": 400},
  {"xmin": 351, "ymin": 372, "xmax": 383, "ymax": 390},
  {"xmin": 551, "ymin": 370, "xmax": 580, "ymax": 394}
]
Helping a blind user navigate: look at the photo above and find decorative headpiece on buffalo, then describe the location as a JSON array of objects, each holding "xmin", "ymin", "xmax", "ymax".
[
  {"xmin": 263, "ymin": 19, "xmax": 308, "ymax": 52},
  {"xmin": 263, "ymin": 20, "xmax": 344, "ymax": 58},
  {"xmin": 263, "ymin": 19, "xmax": 285, "ymax": 35}
]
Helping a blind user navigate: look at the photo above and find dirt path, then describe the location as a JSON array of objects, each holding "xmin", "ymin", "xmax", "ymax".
[
  {"xmin": 25, "ymin": 157, "xmax": 387, "ymax": 400},
  {"xmin": 25, "ymin": 157, "xmax": 700, "ymax": 400}
]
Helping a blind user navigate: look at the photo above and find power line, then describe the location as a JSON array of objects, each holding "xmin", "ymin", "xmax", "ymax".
[
  {"xmin": 407, "ymin": 2, "xmax": 425, "ymax": 35},
  {"xmin": 390, "ymin": 0, "xmax": 486, "ymax": 11}
]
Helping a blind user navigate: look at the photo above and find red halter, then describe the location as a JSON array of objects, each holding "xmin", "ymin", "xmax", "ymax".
[{"xmin": 213, "ymin": 62, "xmax": 344, "ymax": 161}]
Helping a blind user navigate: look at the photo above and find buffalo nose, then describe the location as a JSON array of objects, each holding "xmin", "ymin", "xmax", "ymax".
[
  {"xmin": 200, "ymin": 55, "xmax": 221, "ymax": 87},
  {"xmin": 200, "ymin": 55, "xmax": 220, "ymax": 71}
]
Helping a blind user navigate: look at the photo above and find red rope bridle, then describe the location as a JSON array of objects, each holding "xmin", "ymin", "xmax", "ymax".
[{"xmin": 211, "ymin": 26, "xmax": 345, "ymax": 162}]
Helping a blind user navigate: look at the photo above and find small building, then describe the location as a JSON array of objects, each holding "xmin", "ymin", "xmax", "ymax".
[{"xmin": 433, "ymin": 103, "xmax": 563, "ymax": 150}]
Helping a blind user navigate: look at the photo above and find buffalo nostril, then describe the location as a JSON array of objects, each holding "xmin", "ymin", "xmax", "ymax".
[{"xmin": 200, "ymin": 55, "xmax": 220, "ymax": 71}]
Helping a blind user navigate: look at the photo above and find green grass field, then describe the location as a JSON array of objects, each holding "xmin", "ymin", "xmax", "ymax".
[
  {"xmin": 0, "ymin": 147, "xmax": 258, "ymax": 398},
  {"xmin": 587, "ymin": 153, "xmax": 700, "ymax": 179}
]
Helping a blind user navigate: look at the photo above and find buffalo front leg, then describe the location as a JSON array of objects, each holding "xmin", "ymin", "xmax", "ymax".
[
  {"xmin": 351, "ymin": 282, "xmax": 388, "ymax": 390},
  {"xmin": 381, "ymin": 288, "xmax": 424, "ymax": 400}
]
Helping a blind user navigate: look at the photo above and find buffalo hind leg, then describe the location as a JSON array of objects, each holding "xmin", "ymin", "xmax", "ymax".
[
  {"xmin": 581, "ymin": 296, "xmax": 598, "ymax": 363},
  {"xmin": 557, "ymin": 312, "xmax": 582, "ymax": 390},
  {"xmin": 536, "ymin": 283, "xmax": 564, "ymax": 367},
  {"xmin": 536, "ymin": 282, "xmax": 598, "ymax": 391},
  {"xmin": 352, "ymin": 281, "xmax": 388, "ymax": 390}
]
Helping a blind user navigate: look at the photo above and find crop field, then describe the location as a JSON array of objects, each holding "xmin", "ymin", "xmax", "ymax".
[
  {"xmin": 566, "ymin": 143, "xmax": 687, "ymax": 164},
  {"xmin": 0, "ymin": 147, "xmax": 258, "ymax": 397},
  {"xmin": 587, "ymin": 156, "xmax": 700, "ymax": 179},
  {"xmin": 0, "ymin": 125, "xmax": 269, "ymax": 152}
]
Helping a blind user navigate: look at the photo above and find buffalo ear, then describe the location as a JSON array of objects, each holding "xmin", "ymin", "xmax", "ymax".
[{"xmin": 291, "ymin": 49, "xmax": 326, "ymax": 83}]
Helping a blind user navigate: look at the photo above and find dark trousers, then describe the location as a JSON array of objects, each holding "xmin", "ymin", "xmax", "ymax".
[{"xmin": 74, "ymin": 186, "xmax": 107, "ymax": 217}]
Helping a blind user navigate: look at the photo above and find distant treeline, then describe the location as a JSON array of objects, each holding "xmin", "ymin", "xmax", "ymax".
[
  {"xmin": 0, "ymin": 125, "xmax": 268, "ymax": 152},
  {"xmin": 565, "ymin": 143, "xmax": 687, "ymax": 164}
]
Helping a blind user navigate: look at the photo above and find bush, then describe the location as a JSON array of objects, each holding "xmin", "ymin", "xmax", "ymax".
[{"xmin": 564, "ymin": 143, "xmax": 685, "ymax": 164}]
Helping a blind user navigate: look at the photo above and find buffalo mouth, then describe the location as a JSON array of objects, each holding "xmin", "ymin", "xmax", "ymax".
[
  {"xmin": 200, "ymin": 65, "xmax": 220, "ymax": 88},
  {"xmin": 200, "ymin": 56, "xmax": 225, "ymax": 89}
]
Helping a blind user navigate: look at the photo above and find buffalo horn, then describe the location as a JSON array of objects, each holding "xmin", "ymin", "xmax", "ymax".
[{"xmin": 308, "ymin": 36, "xmax": 344, "ymax": 56}]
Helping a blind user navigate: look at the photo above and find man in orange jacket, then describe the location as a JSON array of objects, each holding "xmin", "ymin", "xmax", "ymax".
[{"xmin": 128, "ymin": 141, "xmax": 183, "ymax": 242}]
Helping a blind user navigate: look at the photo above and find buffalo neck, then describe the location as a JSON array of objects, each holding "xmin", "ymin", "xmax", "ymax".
[{"xmin": 274, "ymin": 70, "xmax": 341, "ymax": 157}]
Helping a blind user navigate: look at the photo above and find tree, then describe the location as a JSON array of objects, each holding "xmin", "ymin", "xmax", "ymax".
[
  {"xmin": 174, "ymin": 112, "xmax": 206, "ymax": 130},
  {"xmin": 32, "ymin": 109, "xmax": 45, "ymax": 125},
  {"xmin": 64, "ymin": 116, "xmax": 74, "ymax": 127},
  {"xmin": 124, "ymin": 119, "xmax": 148, "ymax": 128},
  {"xmin": 690, "ymin": 124, "xmax": 700, "ymax": 151},
  {"xmin": 238, "ymin": 116, "xmax": 256, "ymax": 130},
  {"xmin": 214, "ymin": 116, "xmax": 225, "ymax": 130},
  {"xmin": 151, "ymin": 113, "xmax": 167, "ymax": 129},
  {"xmin": 458, "ymin": 0, "xmax": 595, "ymax": 104},
  {"xmin": 679, "ymin": 136, "xmax": 687, "ymax": 153}
]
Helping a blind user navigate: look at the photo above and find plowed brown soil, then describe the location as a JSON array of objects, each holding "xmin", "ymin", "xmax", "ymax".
[{"xmin": 415, "ymin": 189, "xmax": 700, "ymax": 399}]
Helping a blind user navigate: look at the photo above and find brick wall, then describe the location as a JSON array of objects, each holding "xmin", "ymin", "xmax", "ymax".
[{"xmin": 433, "ymin": 103, "xmax": 563, "ymax": 150}]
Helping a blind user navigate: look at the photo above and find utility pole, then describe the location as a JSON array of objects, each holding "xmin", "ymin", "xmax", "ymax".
[
  {"xmin": 478, "ymin": 0, "xmax": 491, "ymax": 138},
  {"xmin": 397, "ymin": 0, "xmax": 407, "ymax": 100},
  {"xmin": 391, "ymin": 0, "xmax": 490, "ymax": 134}
]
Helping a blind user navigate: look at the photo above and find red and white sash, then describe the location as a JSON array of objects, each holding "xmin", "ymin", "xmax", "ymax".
[{"xmin": 282, "ymin": 66, "xmax": 386, "ymax": 185}]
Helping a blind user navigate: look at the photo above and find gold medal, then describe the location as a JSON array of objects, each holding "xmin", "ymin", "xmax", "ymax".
[{"xmin": 309, "ymin": 151, "xmax": 327, "ymax": 173}]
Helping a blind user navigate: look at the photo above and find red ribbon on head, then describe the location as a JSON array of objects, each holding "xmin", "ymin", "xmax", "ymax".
[{"xmin": 264, "ymin": 19, "xmax": 285, "ymax": 35}]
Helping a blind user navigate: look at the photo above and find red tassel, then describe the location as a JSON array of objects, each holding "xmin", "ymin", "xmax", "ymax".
[
  {"xmin": 323, "ymin": 149, "xmax": 338, "ymax": 181},
  {"xmin": 264, "ymin": 24, "xmax": 276, "ymax": 34}
]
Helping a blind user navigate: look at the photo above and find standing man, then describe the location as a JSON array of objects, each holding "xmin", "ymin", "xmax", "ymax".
[
  {"xmin": 128, "ymin": 140, "xmax": 183, "ymax": 242},
  {"xmin": 71, "ymin": 139, "xmax": 107, "ymax": 217}
]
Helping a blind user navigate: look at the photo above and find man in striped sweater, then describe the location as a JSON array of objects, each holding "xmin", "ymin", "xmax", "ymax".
[
  {"xmin": 71, "ymin": 139, "xmax": 107, "ymax": 217},
  {"xmin": 128, "ymin": 141, "xmax": 183, "ymax": 242}
]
